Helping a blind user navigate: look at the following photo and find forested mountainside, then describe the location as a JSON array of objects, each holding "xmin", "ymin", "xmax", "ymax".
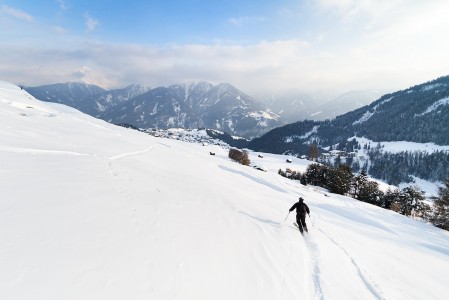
[{"xmin": 248, "ymin": 75, "xmax": 449, "ymax": 184}]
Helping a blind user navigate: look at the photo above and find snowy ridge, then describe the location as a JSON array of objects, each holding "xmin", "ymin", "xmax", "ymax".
[
  {"xmin": 353, "ymin": 97, "xmax": 393, "ymax": 125},
  {"xmin": 415, "ymin": 96, "xmax": 449, "ymax": 117},
  {"xmin": 420, "ymin": 83, "xmax": 445, "ymax": 92},
  {"xmin": 285, "ymin": 125, "xmax": 320, "ymax": 143},
  {"xmin": 351, "ymin": 136, "xmax": 449, "ymax": 154},
  {"xmin": 1, "ymin": 81, "xmax": 449, "ymax": 300}
]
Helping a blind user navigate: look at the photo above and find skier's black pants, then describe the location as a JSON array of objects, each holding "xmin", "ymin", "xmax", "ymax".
[{"xmin": 296, "ymin": 214, "xmax": 308, "ymax": 232}]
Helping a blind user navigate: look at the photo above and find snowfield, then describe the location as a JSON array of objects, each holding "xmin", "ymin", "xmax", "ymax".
[{"xmin": 1, "ymin": 81, "xmax": 449, "ymax": 300}]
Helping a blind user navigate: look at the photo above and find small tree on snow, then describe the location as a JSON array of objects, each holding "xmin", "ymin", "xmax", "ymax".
[
  {"xmin": 431, "ymin": 175, "xmax": 449, "ymax": 230},
  {"xmin": 397, "ymin": 186, "xmax": 425, "ymax": 217},
  {"xmin": 228, "ymin": 148, "xmax": 250, "ymax": 166},
  {"xmin": 350, "ymin": 170, "xmax": 369, "ymax": 199},
  {"xmin": 309, "ymin": 143, "xmax": 319, "ymax": 161}
]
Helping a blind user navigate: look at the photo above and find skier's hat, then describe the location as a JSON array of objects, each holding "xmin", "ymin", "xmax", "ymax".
[{"xmin": 298, "ymin": 197, "xmax": 304, "ymax": 202}]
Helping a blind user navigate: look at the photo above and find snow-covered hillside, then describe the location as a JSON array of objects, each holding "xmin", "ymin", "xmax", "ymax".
[{"xmin": 1, "ymin": 80, "xmax": 449, "ymax": 300}]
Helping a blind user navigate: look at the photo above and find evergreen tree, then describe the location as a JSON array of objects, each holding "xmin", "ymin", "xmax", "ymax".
[
  {"xmin": 350, "ymin": 170, "xmax": 369, "ymax": 199},
  {"xmin": 381, "ymin": 188, "xmax": 401, "ymax": 210},
  {"xmin": 431, "ymin": 175, "xmax": 449, "ymax": 230},
  {"xmin": 300, "ymin": 174, "xmax": 308, "ymax": 186},
  {"xmin": 350, "ymin": 170, "xmax": 382, "ymax": 204},
  {"xmin": 398, "ymin": 186, "xmax": 426, "ymax": 217},
  {"xmin": 327, "ymin": 164, "xmax": 353, "ymax": 195},
  {"xmin": 305, "ymin": 163, "xmax": 328, "ymax": 186},
  {"xmin": 359, "ymin": 181, "xmax": 383, "ymax": 205}
]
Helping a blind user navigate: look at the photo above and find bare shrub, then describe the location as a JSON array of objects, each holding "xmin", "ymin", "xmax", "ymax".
[{"xmin": 228, "ymin": 148, "xmax": 250, "ymax": 166}]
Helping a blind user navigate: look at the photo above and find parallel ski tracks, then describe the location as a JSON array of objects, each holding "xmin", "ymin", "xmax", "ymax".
[
  {"xmin": 315, "ymin": 227, "xmax": 385, "ymax": 300},
  {"xmin": 280, "ymin": 178, "xmax": 384, "ymax": 300}
]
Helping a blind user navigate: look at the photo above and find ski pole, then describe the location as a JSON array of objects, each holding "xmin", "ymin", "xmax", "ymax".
[
  {"xmin": 308, "ymin": 213, "xmax": 314, "ymax": 227},
  {"xmin": 283, "ymin": 211, "xmax": 290, "ymax": 223}
]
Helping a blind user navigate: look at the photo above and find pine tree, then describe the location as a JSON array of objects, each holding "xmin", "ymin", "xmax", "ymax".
[
  {"xmin": 350, "ymin": 170, "xmax": 369, "ymax": 199},
  {"xmin": 431, "ymin": 175, "xmax": 449, "ymax": 230},
  {"xmin": 305, "ymin": 163, "xmax": 328, "ymax": 186},
  {"xmin": 381, "ymin": 188, "xmax": 401, "ymax": 210},
  {"xmin": 327, "ymin": 164, "xmax": 353, "ymax": 195},
  {"xmin": 399, "ymin": 186, "xmax": 426, "ymax": 217},
  {"xmin": 359, "ymin": 181, "xmax": 383, "ymax": 205},
  {"xmin": 350, "ymin": 170, "xmax": 382, "ymax": 205}
]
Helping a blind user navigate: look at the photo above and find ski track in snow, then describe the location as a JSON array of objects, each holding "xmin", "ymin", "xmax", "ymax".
[
  {"xmin": 108, "ymin": 142, "xmax": 172, "ymax": 160},
  {"xmin": 304, "ymin": 234, "xmax": 324, "ymax": 300},
  {"xmin": 0, "ymin": 146, "xmax": 91, "ymax": 156},
  {"xmin": 281, "ymin": 178, "xmax": 380, "ymax": 300},
  {"xmin": 277, "ymin": 237, "xmax": 293, "ymax": 300},
  {"xmin": 278, "ymin": 173, "xmax": 381, "ymax": 299},
  {"xmin": 109, "ymin": 146, "xmax": 155, "ymax": 160},
  {"xmin": 277, "ymin": 176, "xmax": 325, "ymax": 299},
  {"xmin": 316, "ymin": 227, "xmax": 385, "ymax": 300},
  {"xmin": 286, "ymin": 224, "xmax": 323, "ymax": 300},
  {"xmin": 94, "ymin": 154, "xmax": 149, "ymax": 239}
]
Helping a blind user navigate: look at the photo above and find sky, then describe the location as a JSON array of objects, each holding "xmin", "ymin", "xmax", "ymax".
[{"xmin": 1, "ymin": 0, "xmax": 449, "ymax": 95}]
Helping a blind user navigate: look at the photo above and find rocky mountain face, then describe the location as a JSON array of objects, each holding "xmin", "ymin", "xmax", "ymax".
[
  {"xmin": 25, "ymin": 83, "xmax": 149, "ymax": 117},
  {"xmin": 25, "ymin": 82, "xmax": 107, "ymax": 112},
  {"xmin": 26, "ymin": 81, "xmax": 280, "ymax": 139},
  {"xmin": 84, "ymin": 84, "xmax": 151, "ymax": 117},
  {"xmin": 102, "ymin": 82, "xmax": 280, "ymax": 139}
]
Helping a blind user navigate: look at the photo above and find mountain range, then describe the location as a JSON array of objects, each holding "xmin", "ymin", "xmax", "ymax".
[
  {"xmin": 25, "ymin": 82, "xmax": 280, "ymax": 139},
  {"xmin": 25, "ymin": 82, "xmax": 150, "ymax": 118},
  {"xmin": 248, "ymin": 75, "xmax": 449, "ymax": 184},
  {"xmin": 25, "ymin": 81, "xmax": 384, "ymax": 139},
  {"xmin": 258, "ymin": 89, "xmax": 384, "ymax": 123},
  {"xmin": 24, "ymin": 75, "xmax": 449, "ymax": 185},
  {"xmin": 102, "ymin": 82, "xmax": 281, "ymax": 139}
]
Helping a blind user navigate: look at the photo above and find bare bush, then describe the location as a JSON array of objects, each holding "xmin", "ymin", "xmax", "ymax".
[{"xmin": 228, "ymin": 148, "xmax": 250, "ymax": 166}]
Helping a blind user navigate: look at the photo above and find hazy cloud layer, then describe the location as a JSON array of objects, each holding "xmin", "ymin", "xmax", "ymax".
[
  {"xmin": 1, "ymin": 5, "xmax": 33, "ymax": 22},
  {"xmin": 1, "ymin": 0, "xmax": 449, "ymax": 95}
]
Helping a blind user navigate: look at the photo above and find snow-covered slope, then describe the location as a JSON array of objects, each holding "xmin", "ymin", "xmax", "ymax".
[{"xmin": 1, "ymin": 80, "xmax": 449, "ymax": 300}]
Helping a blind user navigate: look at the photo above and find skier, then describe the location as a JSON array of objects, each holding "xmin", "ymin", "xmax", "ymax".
[{"xmin": 289, "ymin": 197, "xmax": 310, "ymax": 234}]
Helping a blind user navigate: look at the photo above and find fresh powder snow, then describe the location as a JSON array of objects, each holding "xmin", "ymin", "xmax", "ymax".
[{"xmin": 1, "ymin": 81, "xmax": 449, "ymax": 300}]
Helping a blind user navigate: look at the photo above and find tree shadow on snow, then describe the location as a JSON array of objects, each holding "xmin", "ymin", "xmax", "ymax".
[
  {"xmin": 218, "ymin": 164, "xmax": 287, "ymax": 193},
  {"xmin": 239, "ymin": 210, "xmax": 281, "ymax": 227}
]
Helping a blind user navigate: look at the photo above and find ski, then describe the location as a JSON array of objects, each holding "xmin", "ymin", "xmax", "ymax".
[
  {"xmin": 293, "ymin": 222, "xmax": 304, "ymax": 235},
  {"xmin": 293, "ymin": 222, "xmax": 308, "ymax": 235}
]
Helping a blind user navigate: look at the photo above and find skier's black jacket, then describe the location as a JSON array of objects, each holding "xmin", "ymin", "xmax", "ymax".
[{"xmin": 289, "ymin": 200, "xmax": 310, "ymax": 215}]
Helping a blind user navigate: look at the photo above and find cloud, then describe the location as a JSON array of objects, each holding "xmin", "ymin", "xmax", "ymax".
[
  {"xmin": 70, "ymin": 66, "xmax": 96, "ymax": 82},
  {"xmin": 1, "ymin": 1, "xmax": 449, "ymax": 95},
  {"xmin": 84, "ymin": 12, "xmax": 99, "ymax": 32},
  {"xmin": 53, "ymin": 26, "xmax": 67, "ymax": 34},
  {"xmin": 56, "ymin": 0, "xmax": 68, "ymax": 11},
  {"xmin": 1, "ymin": 32, "xmax": 448, "ymax": 95},
  {"xmin": 228, "ymin": 16, "xmax": 265, "ymax": 27},
  {"xmin": 1, "ymin": 5, "xmax": 34, "ymax": 22}
]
